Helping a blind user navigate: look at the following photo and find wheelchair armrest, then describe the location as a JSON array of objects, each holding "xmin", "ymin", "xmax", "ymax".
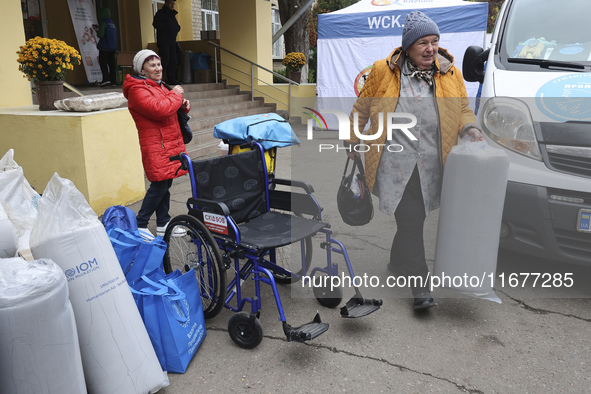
[
  {"xmin": 270, "ymin": 178, "xmax": 315, "ymax": 194},
  {"xmin": 188, "ymin": 197, "xmax": 231, "ymax": 216}
]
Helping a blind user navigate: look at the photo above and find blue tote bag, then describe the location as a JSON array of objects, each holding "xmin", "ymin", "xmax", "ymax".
[
  {"xmin": 102, "ymin": 205, "xmax": 138, "ymax": 231},
  {"xmin": 106, "ymin": 225, "xmax": 167, "ymax": 281},
  {"xmin": 131, "ymin": 269, "xmax": 206, "ymax": 373}
]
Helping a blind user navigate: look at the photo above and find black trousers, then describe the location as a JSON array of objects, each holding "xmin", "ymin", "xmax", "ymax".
[
  {"xmin": 389, "ymin": 166, "xmax": 430, "ymax": 295},
  {"xmin": 99, "ymin": 50, "xmax": 116, "ymax": 84},
  {"xmin": 157, "ymin": 42, "xmax": 178, "ymax": 83},
  {"xmin": 136, "ymin": 179, "xmax": 173, "ymax": 228}
]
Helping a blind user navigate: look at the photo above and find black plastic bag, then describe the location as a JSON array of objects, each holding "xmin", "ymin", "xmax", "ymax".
[
  {"xmin": 163, "ymin": 82, "xmax": 193, "ymax": 144},
  {"xmin": 177, "ymin": 110, "xmax": 193, "ymax": 144},
  {"xmin": 337, "ymin": 156, "xmax": 373, "ymax": 226}
]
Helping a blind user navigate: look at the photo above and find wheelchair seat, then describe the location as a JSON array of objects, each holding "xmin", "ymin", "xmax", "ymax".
[{"xmin": 238, "ymin": 210, "xmax": 327, "ymax": 250}]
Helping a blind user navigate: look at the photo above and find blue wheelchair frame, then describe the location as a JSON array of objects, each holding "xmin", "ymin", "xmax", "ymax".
[{"xmin": 169, "ymin": 142, "xmax": 380, "ymax": 348}]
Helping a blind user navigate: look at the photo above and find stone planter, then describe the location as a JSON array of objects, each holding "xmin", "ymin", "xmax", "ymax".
[
  {"xmin": 288, "ymin": 70, "xmax": 302, "ymax": 84},
  {"xmin": 35, "ymin": 80, "xmax": 64, "ymax": 111}
]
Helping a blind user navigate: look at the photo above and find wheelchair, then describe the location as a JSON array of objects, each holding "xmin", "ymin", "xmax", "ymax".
[{"xmin": 163, "ymin": 142, "xmax": 381, "ymax": 349}]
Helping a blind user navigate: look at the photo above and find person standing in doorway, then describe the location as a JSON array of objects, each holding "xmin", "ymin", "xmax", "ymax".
[
  {"xmin": 96, "ymin": 7, "xmax": 118, "ymax": 86},
  {"xmin": 152, "ymin": 0, "xmax": 181, "ymax": 84}
]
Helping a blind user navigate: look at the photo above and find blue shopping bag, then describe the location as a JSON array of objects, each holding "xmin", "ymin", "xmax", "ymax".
[
  {"xmin": 106, "ymin": 224, "xmax": 167, "ymax": 281},
  {"xmin": 130, "ymin": 269, "xmax": 206, "ymax": 373},
  {"xmin": 102, "ymin": 205, "xmax": 138, "ymax": 231}
]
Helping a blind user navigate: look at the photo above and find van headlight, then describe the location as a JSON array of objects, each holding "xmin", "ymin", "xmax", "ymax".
[{"xmin": 480, "ymin": 97, "xmax": 541, "ymax": 160}]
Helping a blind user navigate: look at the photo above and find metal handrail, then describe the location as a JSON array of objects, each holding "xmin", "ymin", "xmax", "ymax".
[{"xmin": 208, "ymin": 41, "xmax": 299, "ymax": 119}]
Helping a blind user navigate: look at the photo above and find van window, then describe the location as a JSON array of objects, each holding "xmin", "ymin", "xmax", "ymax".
[{"xmin": 500, "ymin": 0, "xmax": 591, "ymax": 69}]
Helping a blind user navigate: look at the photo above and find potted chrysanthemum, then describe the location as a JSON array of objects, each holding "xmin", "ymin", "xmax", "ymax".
[
  {"xmin": 282, "ymin": 52, "xmax": 306, "ymax": 84},
  {"xmin": 16, "ymin": 36, "xmax": 82, "ymax": 110}
]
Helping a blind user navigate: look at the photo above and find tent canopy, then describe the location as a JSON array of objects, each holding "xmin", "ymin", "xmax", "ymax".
[{"xmin": 317, "ymin": 0, "xmax": 488, "ymax": 98}]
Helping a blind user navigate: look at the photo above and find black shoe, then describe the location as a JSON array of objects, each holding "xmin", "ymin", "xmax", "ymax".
[
  {"xmin": 413, "ymin": 292, "xmax": 435, "ymax": 311},
  {"xmin": 99, "ymin": 81, "xmax": 110, "ymax": 87}
]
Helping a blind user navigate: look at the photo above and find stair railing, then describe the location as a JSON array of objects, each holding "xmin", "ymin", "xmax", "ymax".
[{"xmin": 208, "ymin": 41, "xmax": 299, "ymax": 120}]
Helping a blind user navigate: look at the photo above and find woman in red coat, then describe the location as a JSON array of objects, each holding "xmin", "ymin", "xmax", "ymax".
[{"xmin": 122, "ymin": 49, "xmax": 189, "ymax": 236}]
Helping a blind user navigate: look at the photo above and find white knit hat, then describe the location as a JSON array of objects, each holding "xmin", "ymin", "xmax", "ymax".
[{"xmin": 133, "ymin": 49, "xmax": 159, "ymax": 75}]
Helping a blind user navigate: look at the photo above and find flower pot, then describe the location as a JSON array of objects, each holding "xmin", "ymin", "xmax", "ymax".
[
  {"xmin": 35, "ymin": 81, "xmax": 64, "ymax": 111},
  {"xmin": 288, "ymin": 70, "xmax": 302, "ymax": 84}
]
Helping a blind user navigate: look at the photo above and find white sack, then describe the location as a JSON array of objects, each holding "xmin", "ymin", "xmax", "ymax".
[
  {"xmin": 30, "ymin": 173, "xmax": 168, "ymax": 394},
  {"xmin": 433, "ymin": 139, "xmax": 509, "ymax": 303},
  {"xmin": 0, "ymin": 257, "xmax": 86, "ymax": 394},
  {"xmin": 54, "ymin": 92, "xmax": 127, "ymax": 112},
  {"xmin": 0, "ymin": 204, "xmax": 18, "ymax": 258},
  {"xmin": 0, "ymin": 149, "xmax": 40, "ymax": 252}
]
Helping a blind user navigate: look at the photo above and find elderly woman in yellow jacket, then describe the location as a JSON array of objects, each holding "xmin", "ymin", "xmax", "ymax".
[{"xmin": 346, "ymin": 11, "xmax": 483, "ymax": 310}]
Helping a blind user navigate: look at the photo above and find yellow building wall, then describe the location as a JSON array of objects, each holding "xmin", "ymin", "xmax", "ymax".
[
  {"xmin": 257, "ymin": 84, "xmax": 316, "ymax": 123},
  {"xmin": 139, "ymin": 0, "xmax": 157, "ymax": 49},
  {"xmin": 0, "ymin": 107, "xmax": 146, "ymax": 215},
  {"xmin": 177, "ymin": 0, "xmax": 194, "ymax": 41},
  {"xmin": 218, "ymin": 0, "xmax": 273, "ymax": 91},
  {"xmin": 120, "ymin": 1, "xmax": 143, "ymax": 52},
  {"xmin": 3, "ymin": 1, "xmax": 34, "ymax": 107}
]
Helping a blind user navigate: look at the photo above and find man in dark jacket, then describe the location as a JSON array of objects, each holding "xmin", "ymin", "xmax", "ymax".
[
  {"xmin": 96, "ymin": 7, "xmax": 118, "ymax": 86},
  {"xmin": 152, "ymin": 0, "xmax": 181, "ymax": 84}
]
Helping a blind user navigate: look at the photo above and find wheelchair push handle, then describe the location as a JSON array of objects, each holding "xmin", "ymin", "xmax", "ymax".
[{"xmin": 170, "ymin": 153, "xmax": 190, "ymax": 173}]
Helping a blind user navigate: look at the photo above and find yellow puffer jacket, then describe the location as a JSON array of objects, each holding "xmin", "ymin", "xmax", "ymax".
[{"xmin": 346, "ymin": 47, "xmax": 478, "ymax": 192}]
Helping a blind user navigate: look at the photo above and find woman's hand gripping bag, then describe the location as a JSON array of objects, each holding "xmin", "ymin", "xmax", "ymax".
[
  {"xmin": 29, "ymin": 173, "xmax": 168, "ymax": 394},
  {"xmin": 433, "ymin": 138, "xmax": 509, "ymax": 303}
]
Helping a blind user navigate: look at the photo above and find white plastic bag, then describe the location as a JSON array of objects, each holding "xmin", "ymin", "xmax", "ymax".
[
  {"xmin": 0, "ymin": 204, "xmax": 18, "ymax": 258},
  {"xmin": 54, "ymin": 92, "xmax": 127, "ymax": 112},
  {"xmin": 0, "ymin": 257, "xmax": 87, "ymax": 393},
  {"xmin": 433, "ymin": 138, "xmax": 509, "ymax": 303},
  {"xmin": 0, "ymin": 149, "xmax": 40, "ymax": 253},
  {"xmin": 30, "ymin": 173, "xmax": 168, "ymax": 394}
]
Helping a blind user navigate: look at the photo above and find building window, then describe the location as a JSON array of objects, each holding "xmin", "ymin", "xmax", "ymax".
[
  {"xmin": 202, "ymin": 0, "xmax": 219, "ymax": 31},
  {"xmin": 272, "ymin": 8, "xmax": 284, "ymax": 59}
]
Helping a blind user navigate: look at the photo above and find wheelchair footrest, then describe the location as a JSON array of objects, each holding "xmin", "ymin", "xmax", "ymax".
[
  {"xmin": 283, "ymin": 312, "xmax": 329, "ymax": 342},
  {"xmin": 340, "ymin": 292, "xmax": 383, "ymax": 318}
]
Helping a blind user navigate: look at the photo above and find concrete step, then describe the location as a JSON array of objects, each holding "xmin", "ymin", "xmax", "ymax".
[
  {"xmin": 187, "ymin": 105, "xmax": 276, "ymax": 131},
  {"xmin": 186, "ymin": 138, "xmax": 219, "ymax": 159},
  {"xmin": 184, "ymin": 87, "xmax": 241, "ymax": 100},
  {"xmin": 180, "ymin": 82, "xmax": 227, "ymax": 92},
  {"xmin": 187, "ymin": 92, "xmax": 250, "ymax": 108},
  {"xmin": 189, "ymin": 99, "xmax": 273, "ymax": 119}
]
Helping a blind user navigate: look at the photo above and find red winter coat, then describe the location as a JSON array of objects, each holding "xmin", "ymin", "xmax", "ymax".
[{"xmin": 122, "ymin": 74, "xmax": 188, "ymax": 182}]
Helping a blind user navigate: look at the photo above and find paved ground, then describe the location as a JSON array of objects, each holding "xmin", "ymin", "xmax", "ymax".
[{"xmin": 128, "ymin": 123, "xmax": 591, "ymax": 393}]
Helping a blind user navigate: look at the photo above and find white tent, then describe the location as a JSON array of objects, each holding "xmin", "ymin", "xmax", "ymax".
[{"xmin": 317, "ymin": 0, "xmax": 489, "ymax": 100}]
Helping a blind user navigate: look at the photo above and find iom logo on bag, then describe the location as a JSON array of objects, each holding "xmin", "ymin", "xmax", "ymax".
[{"xmin": 65, "ymin": 258, "xmax": 100, "ymax": 282}]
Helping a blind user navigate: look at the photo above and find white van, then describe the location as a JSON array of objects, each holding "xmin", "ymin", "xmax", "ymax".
[{"xmin": 462, "ymin": 0, "xmax": 591, "ymax": 266}]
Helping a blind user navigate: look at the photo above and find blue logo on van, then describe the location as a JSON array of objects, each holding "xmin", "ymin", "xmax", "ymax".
[{"xmin": 536, "ymin": 74, "xmax": 591, "ymax": 121}]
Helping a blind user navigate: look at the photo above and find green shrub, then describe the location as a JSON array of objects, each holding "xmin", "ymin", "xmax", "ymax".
[{"xmin": 273, "ymin": 67, "xmax": 287, "ymax": 83}]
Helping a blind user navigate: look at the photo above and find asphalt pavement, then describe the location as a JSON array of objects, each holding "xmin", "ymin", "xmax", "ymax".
[{"xmin": 128, "ymin": 123, "xmax": 591, "ymax": 393}]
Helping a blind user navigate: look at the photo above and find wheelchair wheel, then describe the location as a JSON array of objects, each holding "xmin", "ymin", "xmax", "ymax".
[
  {"xmin": 163, "ymin": 214, "xmax": 226, "ymax": 319},
  {"xmin": 313, "ymin": 276, "xmax": 343, "ymax": 309},
  {"xmin": 271, "ymin": 236, "xmax": 313, "ymax": 284},
  {"xmin": 228, "ymin": 312, "xmax": 263, "ymax": 349}
]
